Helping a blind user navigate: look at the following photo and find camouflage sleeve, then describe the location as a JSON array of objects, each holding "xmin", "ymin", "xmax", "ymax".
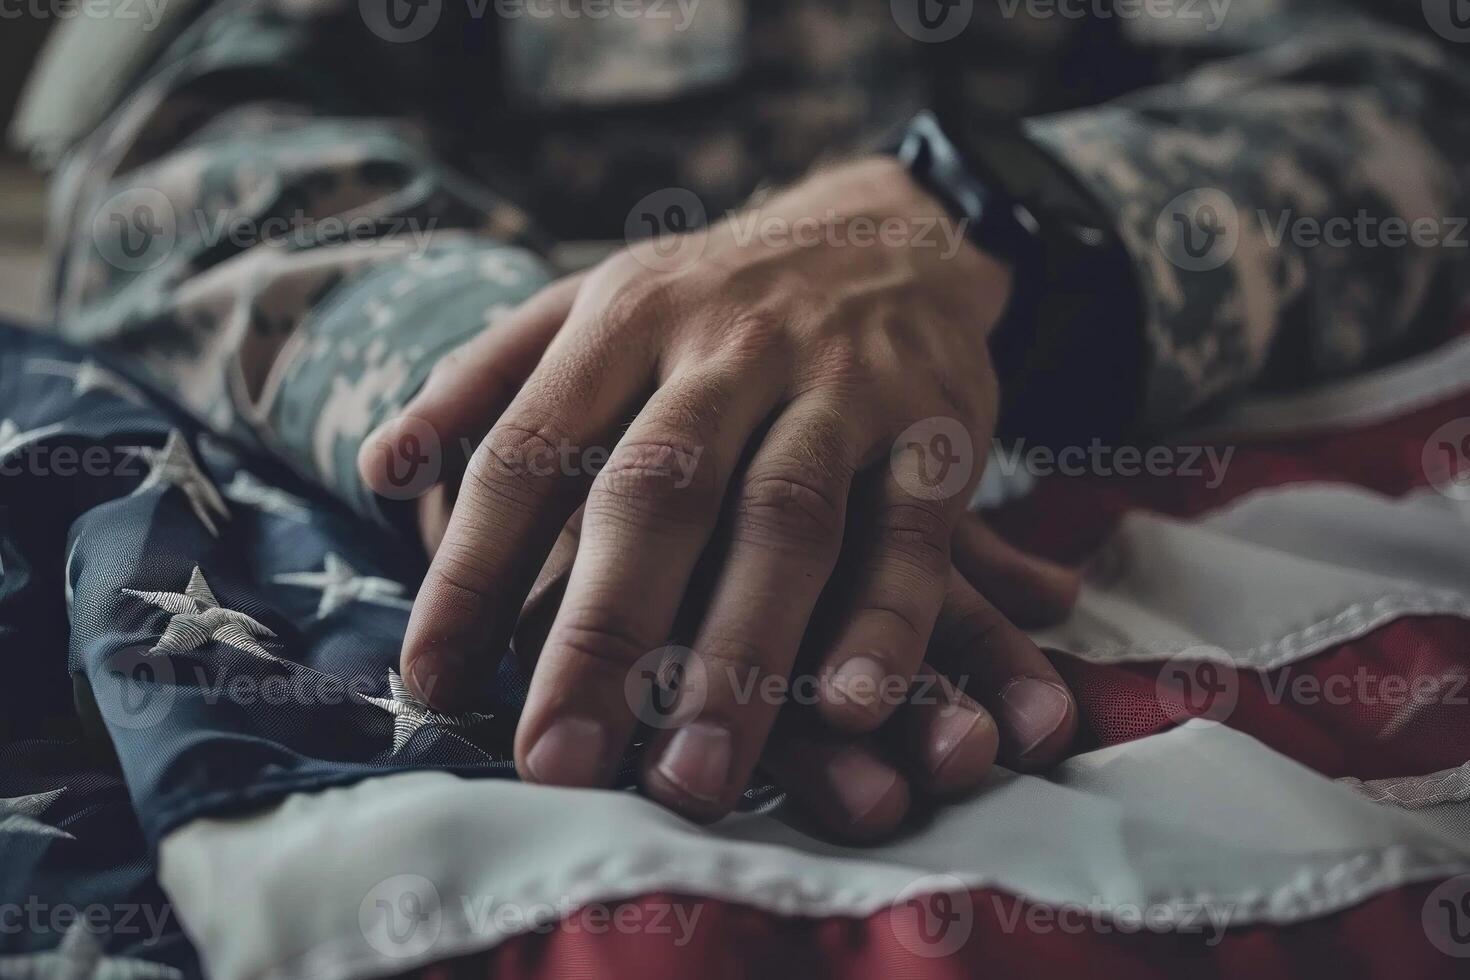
[
  {"xmin": 1017, "ymin": 3, "xmax": 1470, "ymax": 428},
  {"xmin": 49, "ymin": 0, "xmax": 554, "ymax": 522}
]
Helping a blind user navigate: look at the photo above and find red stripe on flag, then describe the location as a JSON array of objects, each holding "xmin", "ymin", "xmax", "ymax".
[
  {"xmin": 990, "ymin": 388, "xmax": 1470, "ymax": 564},
  {"xmin": 407, "ymin": 880, "xmax": 1469, "ymax": 980},
  {"xmin": 984, "ymin": 372, "xmax": 1470, "ymax": 777},
  {"xmin": 1056, "ymin": 615, "xmax": 1470, "ymax": 779}
]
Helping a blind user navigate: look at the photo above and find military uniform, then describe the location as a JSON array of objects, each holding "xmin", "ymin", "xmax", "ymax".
[{"xmin": 34, "ymin": 0, "xmax": 1470, "ymax": 520}]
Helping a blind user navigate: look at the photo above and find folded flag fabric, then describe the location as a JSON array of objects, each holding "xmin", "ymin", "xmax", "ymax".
[{"xmin": 3, "ymin": 318, "xmax": 1470, "ymax": 979}]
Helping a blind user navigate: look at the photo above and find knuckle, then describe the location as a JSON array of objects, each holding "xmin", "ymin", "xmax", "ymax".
[
  {"xmin": 875, "ymin": 500, "xmax": 952, "ymax": 575},
  {"xmin": 794, "ymin": 337, "xmax": 871, "ymax": 400},
  {"xmin": 719, "ymin": 310, "xmax": 788, "ymax": 364},
  {"xmin": 861, "ymin": 592, "xmax": 932, "ymax": 647},
  {"xmin": 589, "ymin": 270, "xmax": 674, "ymax": 344},
  {"xmin": 589, "ymin": 439, "xmax": 718, "ymax": 527},
  {"xmin": 808, "ymin": 336, "xmax": 865, "ymax": 390},
  {"xmin": 735, "ymin": 471, "xmax": 845, "ymax": 552},
  {"xmin": 941, "ymin": 605, "xmax": 1008, "ymax": 655},
  {"xmin": 424, "ymin": 547, "xmax": 503, "ymax": 613},
  {"xmin": 465, "ymin": 420, "xmax": 578, "ymax": 507},
  {"xmin": 550, "ymin": 614, "xmax": 652, "ymax": 676}
]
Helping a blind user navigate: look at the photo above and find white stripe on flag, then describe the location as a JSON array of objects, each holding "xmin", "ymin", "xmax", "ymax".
[
  {"xmin": 1183, "ymin": 331, "xmax": 1470, "ymax": 442},
  {"xmin": 1031, "ymin": 485, "xmax": 1470, "ymax": 669},
  {"xmin": 158, "ymin": 721, "xmax": 1470, "ymax": 980}
]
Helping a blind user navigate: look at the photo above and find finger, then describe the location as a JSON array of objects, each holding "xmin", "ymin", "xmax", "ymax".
[
  {"xmin": 930, "ymin": 567, "xmax": 1077, "ymax": 771},
  {"xmin": 893, "ymin": 664, "xmax": 999, "ymax": 798},
  {"xmin": 507, "ymin": 508, "xmax": 582, "ymax": 669},
  {"xmin": 400, "ymin": 291, "xmax": 656, "ymax": 712},
  {"xmin": 812, "ymin": 459, "xmax": 965, "ymax": 736},
  {"xmin": 760, "ymin": 726, "xmax": 912, "ymax": 843},
  {"xmin": 515, "ymin": 354, "xmax": 788, "ymax": 789},
  {"xmin": 638, "ymin": 398, "xmax": 861, "ymax": 819},
  {"xmin": 951, "ymin": 516, "xmax": 1079, "ymax": 629},
  {"xmin": 414, "ymin": 483, "xmax": 456, "ymax": 555},
  {"xmin": 358, "ymin": 272, "xmax": 585, "ymax": 497}
]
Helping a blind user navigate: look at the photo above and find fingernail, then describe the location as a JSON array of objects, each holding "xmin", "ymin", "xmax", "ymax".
[
  {"xmin": 407, "ymin": 657, "xmax": 441, "ymax": 704},
  {"xmin": 829, "ymin": 655, "xmax": 890, "ymax": 709},
  {"xmin": 828, "ymin": 751, "xmax": 900, "ymax": 825},
  {"xmin": 654, "ymin": 722, "xmax": 733, "ymax": 804},
  {"xmin": 928, "ymin": 701, "xmax": 987, "ymax": 779},
  {"xmin": 999, "ymin": 678, "xmax": 1072, "ymax": 759},
  {"xmin": 523, "ymin": 717, "xmax": 611, "ymax": 787},
  {"xmin": 407, "ymin": 651, "xmax": 476, "ymax": 712}
]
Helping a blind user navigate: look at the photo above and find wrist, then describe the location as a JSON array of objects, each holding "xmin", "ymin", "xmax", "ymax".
[{"xmin": 815, "ymin": 156, "xmax": 1015, "ymax": 311}]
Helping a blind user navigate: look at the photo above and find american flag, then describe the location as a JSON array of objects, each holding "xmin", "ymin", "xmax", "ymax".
[{"xmin": 2, "ymin": 317, "xmax": 1469, "ymax": 979}]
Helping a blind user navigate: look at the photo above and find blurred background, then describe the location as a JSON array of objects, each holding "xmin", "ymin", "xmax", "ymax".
[{"xmin": 0, "ymin": 19, "xmax": 60, "ymax": 323}]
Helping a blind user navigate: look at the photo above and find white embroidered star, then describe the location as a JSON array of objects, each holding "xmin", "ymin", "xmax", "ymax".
[
  {"xmin": 274, "ymin": 553, "xmax": 410, "ymax": 618},
  {"xmin": 0, "ymin": 922, "xmax": 183, "ymax": 980},
  {"xmin": 130, "ymin": 431, "xmax": 230, "ymax": 536},
  {"xmin": 0, "ymin": 418, "xmax": 63, "ymax": 457},
  {"xmin": 28, "ymin": 357, "xmax": 146, "ymax": 405},
  {"xmin": 222, "ymin": 471, "xmax": 311, "ymax": 522},
  {"xmin": 358, "ymin": 670, "xmax": 493, "ymax": 754},
  {"xmin": 122, "ymin": 566, "xmax": 278, "ymax": 661},
  {"xmin": 0, "ymin": 789, "xmax": 74, "ymax": 841}
]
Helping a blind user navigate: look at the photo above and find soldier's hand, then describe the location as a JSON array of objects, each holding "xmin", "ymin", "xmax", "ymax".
[
  {"xmin": 504, "ymin": 505, "xmax": 1080, "ymax": 840},
  {"xmin": 361, "ymin": 156, "xmax": 1079, "ymax": 826}
]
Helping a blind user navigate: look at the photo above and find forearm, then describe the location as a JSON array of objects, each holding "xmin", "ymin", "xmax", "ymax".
[
  {"xmin": 940, "ymin": 10, "xmax": 1470, "ymax": 433},
  {"xmin": 49, "ymin": 0, "xmax": 552, "ymax": 520}
]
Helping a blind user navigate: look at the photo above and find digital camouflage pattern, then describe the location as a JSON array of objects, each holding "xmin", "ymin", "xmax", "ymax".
[{"xmin": 42, "ymin": 0, "xmax": 1470, "ymax": 515}]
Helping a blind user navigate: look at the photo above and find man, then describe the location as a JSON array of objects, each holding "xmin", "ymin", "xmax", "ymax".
[{"xmin": 27, "ymin": 0, "xmax": 1470, "ymax": 839}]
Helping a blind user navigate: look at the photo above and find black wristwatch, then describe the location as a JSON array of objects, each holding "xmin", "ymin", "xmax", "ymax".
[
  {"xmin": 885, "ymin": 110, "xmax": 1146, "ymax": 444},
  {"xmin": 889, "ymin": 111, "xmax": 1046, "ymax": 274}
]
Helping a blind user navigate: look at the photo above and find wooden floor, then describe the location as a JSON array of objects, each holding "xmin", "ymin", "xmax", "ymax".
[{"xmin": 0, "ymin": 154, "xmax": 49, "ymax": 324}]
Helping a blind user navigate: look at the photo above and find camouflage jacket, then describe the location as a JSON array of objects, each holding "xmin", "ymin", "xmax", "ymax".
[{"xmin": 40, "ymin": 0, "xmax": 1470, "ymax": 521}]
